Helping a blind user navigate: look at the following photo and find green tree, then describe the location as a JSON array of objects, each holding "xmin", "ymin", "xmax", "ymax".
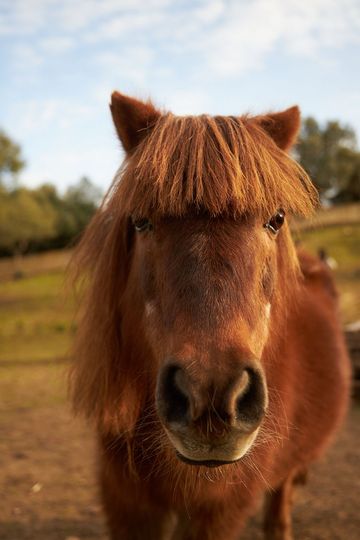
[
  {"xmin": 297, "ymin": 118, "xmax": 360, "ymax": 201},
  {"xmin": 333, "ymin": 152, "xmax": 360, "ymax": 202},
  {"xmin": 31, "ymin": 177, "xmax": 101, "ymax": 249},
  {"xmin": 63, "ymin": 176, "xmax": 102, "ymax": 237},
  {"xmin": 33, "ymin": 183, "xmax": 78, "ymax": 245},
  {"xmin": 0, "ymin": 130, "xmax": 25, "ymax": 184},
  {"xmin": 65, "ymin": 176, "xmax": 102, "ymax": 206},
  {"xmin": 0, "ymin": 187, "xmax": 57, "ymax": 271}
]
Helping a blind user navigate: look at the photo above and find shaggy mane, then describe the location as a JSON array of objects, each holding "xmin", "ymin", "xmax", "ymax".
[{"xmin": 111, "ymin": 113, "xmax": 318, "ymax": 219}]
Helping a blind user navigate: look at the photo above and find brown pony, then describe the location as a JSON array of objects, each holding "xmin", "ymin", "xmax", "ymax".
[{"xmin": 70, "ymin": 92, "xmax": 351, "ymax": 540}]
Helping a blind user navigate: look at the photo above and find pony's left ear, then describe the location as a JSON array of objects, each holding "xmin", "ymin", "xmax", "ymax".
[
  {"xmin": 256, "ymin": 106, "xmax": 301, "ymax": 151},
  {"xmin": 110, "ymin": 91, "xmax": 161, "ymax": 153}
]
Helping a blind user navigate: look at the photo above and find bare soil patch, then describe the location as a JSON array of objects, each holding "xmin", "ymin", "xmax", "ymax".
[{"xmin": 1, "ymin": 397, "xmax": 359, "ymax": 540}]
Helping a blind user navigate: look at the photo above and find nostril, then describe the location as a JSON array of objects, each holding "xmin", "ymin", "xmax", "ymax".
[
  {"xmin": 235, "ymin": 369, "xmax": 266, "ymax": 425},
  {"xmin": 156, "ymin": 364, "xmax": 190, "ymax": 424}
]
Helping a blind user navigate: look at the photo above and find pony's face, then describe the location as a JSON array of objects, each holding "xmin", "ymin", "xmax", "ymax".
[
  {"xmin": 100, "ymin": 91, "xmax": 315, "ymax": 465},
  {"xmin": 127, "ymin": 210, "xmax": 282, "ymax": 465}
]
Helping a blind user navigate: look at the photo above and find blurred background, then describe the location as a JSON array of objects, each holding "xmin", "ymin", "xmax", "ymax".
[{"xmin": 0, "ymin": 1, "xmax": 359, "ymax": 539}]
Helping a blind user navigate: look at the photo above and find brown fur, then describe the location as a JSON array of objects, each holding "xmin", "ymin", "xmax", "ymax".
[{"xmin": 70, "ymin": 93, "xmax": 350, "ymax": 540}]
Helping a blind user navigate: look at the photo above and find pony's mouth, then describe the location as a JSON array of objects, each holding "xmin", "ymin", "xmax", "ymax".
[
  {"xmin": 176, "ymin": 451, "xmax": 241, "ymax": 468},
  {"xmin": 166, "ymin": 427, "xmax": 259, "ymax": 466}
]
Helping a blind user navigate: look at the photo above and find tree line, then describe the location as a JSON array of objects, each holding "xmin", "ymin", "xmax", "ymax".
[
  {"xmin": 1, "ymin": 116, "xmax": 359, "ymax": 259},
  {"xmin": 297, "ymin": 118, "xmax": 360, "ymax": 203},
  {"xmin": 0, "ymin": 175, "xmax": 101, "ymax": 258}
]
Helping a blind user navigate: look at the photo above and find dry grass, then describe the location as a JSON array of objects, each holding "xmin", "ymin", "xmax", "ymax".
[
  {"xmin": 0, "ymin": 249, "xmax": 72, "ymax": 282},
  {"xmin": 293, "ymin": 222, "xmax": 360, "ymax": 324},
  {"xmin": 294, "ymin": 202, "xmax": 360, "ymax": 231},
  {"xmin": 0, "ymin": 271, "xmax": 74, "ymax": 363}
]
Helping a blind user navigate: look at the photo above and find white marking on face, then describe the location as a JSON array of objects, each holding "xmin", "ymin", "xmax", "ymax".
[
  {"xmin": 248, "ymin": 302, "xmax": 272, "ymax": 356},
  {"xmin": 145, "ymin": 302, "xmax": 155, "ymax": 317}
]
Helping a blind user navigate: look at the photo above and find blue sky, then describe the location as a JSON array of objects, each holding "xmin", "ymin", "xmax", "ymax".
[{"xmin": 1, "ymin": 0, "xmax": 360, "ymax": 192}]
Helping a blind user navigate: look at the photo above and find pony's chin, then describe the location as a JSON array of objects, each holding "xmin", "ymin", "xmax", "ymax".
[{"xmin": 176, "ymin": 452, "xmax": 241, "ymax": 468}]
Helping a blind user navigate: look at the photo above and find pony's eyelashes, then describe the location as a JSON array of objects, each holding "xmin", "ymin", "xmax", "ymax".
[
  {"xmin": 264, "ymin": 209, "xmax": 286, "ymax": 235},
  {"xmin": 132, "ymin": 213, "xmax": 285, "ymax": 235},
  {"xmin": 132, "ymin": 217, "xmax": 153, "ymax": 232}
]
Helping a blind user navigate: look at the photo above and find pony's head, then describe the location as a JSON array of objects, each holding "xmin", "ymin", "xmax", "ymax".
[{"xmin": 71, "ymin": 93, "xmax": 317, "ymax": 467}]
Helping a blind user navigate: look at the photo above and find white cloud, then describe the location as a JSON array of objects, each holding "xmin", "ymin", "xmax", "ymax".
[
  {"xmin": 86, "ymin": 11, "xmax": 167, "ymax": 42},
  {"xmin": 0, "ymin": 0, "xmax": 51, "ymax": 36},
  {"xmin": 11, "ymin": 44, "xmax": 43, "ymax": 70},
  {"xmin": 0, "ymin": 0, "xmax": 171, "ymax": 35},
  {"xmin": 2, "ymin": 0, "xmax": 360, "ymax": 79},
  {"xmin": 196, "ymin": 0, "xmax": 360, "ymax": 75},
  {"xmin": 39, "ymin": 35, "xmax": 74, "ymax": 53},
  {"xmin": 193, "ymin": 0, "xmax": 225, "ymax": 24},
  {"xmin": 13, "ymin": 99, "xmax": 92, "ymax": 136},
  {"xmin": 20, "ymin": 142, "xmax": 120, "ymax": 192},
  {"xmin": 95, "ymin": 46, "xmax": 154, "ymax": 85},
  {"xmin": 165, "ymin": 89, "xmax": 212, "ymax": 115}
]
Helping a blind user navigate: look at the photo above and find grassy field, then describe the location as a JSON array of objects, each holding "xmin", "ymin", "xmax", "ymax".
[
  {"xmin": 0, "ymin": 205, "xmax": 359, "ymax": 539},
  {"xmin": 0, "ymin": 254, "xmax": 106, "ymax": 538},
  {"xmin": 0, "ymin": 272, "xmax": 75, "ymax": 363},
  {"xmin": 0, "ymin": 249, "xmax": 72, "ymax": 283},
  {"xmin": 294, "ymin": 202, "xmax": 360, "ymax": 231},
  {"xmin": 294, "ymin": 222, "xmax": 360, "ymax": 324}
]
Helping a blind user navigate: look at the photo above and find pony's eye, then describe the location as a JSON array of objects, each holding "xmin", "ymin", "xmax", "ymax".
[
  {"xmin": 264, "ymin": 209, "xmax": 285, "ymax": 235},
  {"xmin": 133, "ymin": 218, "xmax": 152, "ymax": 232}
]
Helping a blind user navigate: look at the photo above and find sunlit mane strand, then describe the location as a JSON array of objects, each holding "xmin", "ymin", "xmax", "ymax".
[{"xmin": 111, "ymin": 113, "xmax": 318, "ymax": 218}]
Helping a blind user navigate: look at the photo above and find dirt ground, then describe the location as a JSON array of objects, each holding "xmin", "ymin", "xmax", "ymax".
[{"xmin": 0, "ymin": 393, "xmax": 359, "ymax": 540}]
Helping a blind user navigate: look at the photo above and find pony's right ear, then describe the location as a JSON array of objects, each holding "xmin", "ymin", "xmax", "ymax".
[{"xmin": 110, "ymin": 91, "xmax": 161, "ymax": 153}]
